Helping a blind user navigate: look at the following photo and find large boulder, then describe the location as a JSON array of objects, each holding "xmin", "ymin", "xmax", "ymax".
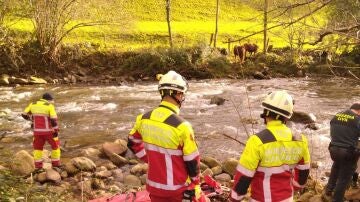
[
  {"xmin": 29, "ymin": 76, "xmax": 47, "ymax": 84},
  {"xmin": 108, "ymin": 153, "xmax": 128, "ymax": 166},
  {"xmin": 124, "ymin": 174, "xmax": 141, "ymax": 186},
  {"xmin": 210, "ymin": 96, "xmax": 226, "ymax": 106},
  {"xmin": 70, "ymin": 157, "xmax": 96, "ymax": 172},
  {"xmin": 46, "ymin": 168, "xmax": 61, "ymax": 182},
  {"xmin": 201, "ymin": 156, "xmax": 221, "ymax": 168},
  {"xmin": 290, "ymin": 111, "xmax": 316, "ymax": 124},
  {"xmin": 102, "ymin": 141, "xmax": 127, "ymax": 158},
  {"xmin": 222, "ymin": 158, "xmax": 238, "ymax": 176},
  {"xmin": 130, "ymin": 163, "xmax": 148, "ymax": 176},
  {"xmin": 64, "ymin": 161, "xmax": 80, "ymax": 175},
  {"xmin": 81, "ymin": 147, "xmax": 101, "ymax": 160},
  {"xmin": 11, "ymin": 150, "xmax": 35, "ymax": 176},
  {"xmin": 214, "ymin": 173, "xmax": 231, "ymax": 183},
  {"xmin": 0, "ymin": 74, "xmax": 9, "ymax": 85}
]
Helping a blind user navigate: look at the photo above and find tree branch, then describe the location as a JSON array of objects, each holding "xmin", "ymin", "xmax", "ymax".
[
  {"xmin": 223, "ymin": 0, "xmax": 332, "ymax": 44},
  {"xmin": 303, "ymin": 24, "xmax": 360, "ymax": 45}
]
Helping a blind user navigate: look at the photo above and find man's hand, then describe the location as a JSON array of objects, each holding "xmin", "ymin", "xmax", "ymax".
[
  {"xmin": 53, "ymin": 132, "xmax": 58, "ymax": 138},
  {"xmin": 183, "ymin": 189, "xmax": 195, "ymax": 201},
  {"xmin": 21, "ymin": 113, "xmax": 30, "ymax": 120}
]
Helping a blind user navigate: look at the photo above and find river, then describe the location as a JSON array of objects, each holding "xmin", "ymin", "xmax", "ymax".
[{"xmin": 1, "ymin": 77, "xmax": 359, "ymax": 174}]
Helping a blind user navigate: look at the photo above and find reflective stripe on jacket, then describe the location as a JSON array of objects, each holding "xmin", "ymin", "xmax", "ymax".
[
  {"xmin": 23, "ymin": 99, "xmax": 58, "ymax": 135},
  {"xmin": 231, "ymin": 120, "xmax": 310, "ymax": 202},
  {"xmin": 128, "ymin": 101, "xmax": 200, "ymax": 197}
]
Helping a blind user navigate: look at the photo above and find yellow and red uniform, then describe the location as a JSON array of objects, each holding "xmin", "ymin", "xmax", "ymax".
[
  {"xmin": 231, "ymin": 120, "xmax": 310, "ymax": 202},
  {"xmin": 23, "ymin": 98, "xmax": 60, "ymax": 168},
  {"xmin": 128, "ymin": 101, "xmax": 204, "ymax": 201}
]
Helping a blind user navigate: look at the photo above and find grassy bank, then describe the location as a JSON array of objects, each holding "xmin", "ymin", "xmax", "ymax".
[{"xmin": 5, "ymin": 0, "xmax": 328, "ymax": 51}]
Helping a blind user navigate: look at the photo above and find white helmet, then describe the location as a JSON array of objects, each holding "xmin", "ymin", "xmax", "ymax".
[
  {"xmin": 262, "ymin": 90, "xmax": 294, "ymax": 119},
  {"xmin": 158, "ymin": 70, "xmax": 188, "ymax": 93}
]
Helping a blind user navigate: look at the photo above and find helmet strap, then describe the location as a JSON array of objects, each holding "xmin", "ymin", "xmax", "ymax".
[
  {"xmin": 160, "ymin": 89, "xmax": 184, "ymax": 108},
  {"xmin": 261, "ymin": 109, "xmax": 287, "ymax": 124}
]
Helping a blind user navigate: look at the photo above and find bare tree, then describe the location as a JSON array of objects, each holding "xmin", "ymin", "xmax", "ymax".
[
  {"xmin": 165, "ymin": 0, "xmax": 173, "ymax": 48},
  {"xmin": 29, "ymin": 0, "xmax": 130, "ymax": 67},
  {"xmin": 263, "ymin": 0, "xmax": 269, "ymax": 54},
  {"xmin": 214, "ymin": 0, "xmax": 220, "ymax": 48}
]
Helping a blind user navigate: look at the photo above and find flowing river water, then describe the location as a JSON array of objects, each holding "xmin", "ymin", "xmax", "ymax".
[{"xmin": 1, "ymin": 77, "xmax": 359, "ymax": 178}]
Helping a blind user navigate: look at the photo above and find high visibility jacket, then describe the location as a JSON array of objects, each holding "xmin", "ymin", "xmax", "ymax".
[
  {"xmin": 23, "ymin": 99, "xmax": 58, "ymax": 135},
  {"xmin": 231, "ymin": 120, "xmax": 310, "ymax": 202},
  {"xmin": 127, "ymin": 101, "xmax": 201, "ymax": 197}
]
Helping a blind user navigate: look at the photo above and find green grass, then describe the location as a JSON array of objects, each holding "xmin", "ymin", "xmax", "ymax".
[{"xmin": 4, "ymin": 0, "xmax": 329, "ymax": 51}]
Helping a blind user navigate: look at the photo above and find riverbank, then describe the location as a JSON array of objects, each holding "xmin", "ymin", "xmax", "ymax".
[
  {"xmin": 1, "ymin": 138, "xmax": 359, "ymax": 202},
  {"xmin": 1, "ymin": 45, "xmax": 360, "ymax": 87}
]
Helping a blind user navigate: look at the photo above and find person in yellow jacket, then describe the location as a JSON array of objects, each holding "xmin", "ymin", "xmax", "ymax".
[
  {"xmin": 127, "ymin": 70, "xmax": 206, "ymax": 202},
  {"xmin": 231, "ymin": 90, "xmax": 311, "ymax": 202},
  {"xmin": 22, "ymin": 93, "xmax": 60, "ymax": 171}
]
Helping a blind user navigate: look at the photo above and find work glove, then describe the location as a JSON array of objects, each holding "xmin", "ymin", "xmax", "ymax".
[
  {"xmin": 53, "ymin": 132, "xmax": 59, "ymax": 138},
  {"xmin": 182, "ymin": 189, "xmax": 195, "ymax": 202}
]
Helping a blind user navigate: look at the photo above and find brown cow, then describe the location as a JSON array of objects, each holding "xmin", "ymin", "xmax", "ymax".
[
  {"xmin": 244, "ymin": 43, "xmax": 258, "ymax": 56},
  {"xmin": 233, "ymin": 45, "xmax": 246, "ymax": 63}
]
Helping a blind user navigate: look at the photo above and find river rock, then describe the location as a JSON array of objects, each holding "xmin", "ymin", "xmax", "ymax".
[
  {"xmin": 290, "ymin": 111, "xmax": 316, "ymax": 124},
  {"xmin": 298, "ymin": 192, "xmax": 315, "ymax": 202},
  {"xmin": 81, "ymin": 148, "xmax": 101, "ymax": 159},
  {"xmin": 253, "ymin": 71, "xmax": 270, "ymax": 80},
  {"xmin": 29, "ymin": 76, "xmax": 47, "ymax": 84},
  {"xmin": 214, "ymin": 173, "xmax": 231, "ymax": 182},
  {"xmin": 140, "ymin": 174, "xmax": 147, "ymax": 185},
  {"xmin": 201, "ymin": 156, "xmax": 221, "ymax": 168},
  {"xmin": 130, "ymin": 163, "xmax": 148, "ymax": 176},
  {"xmin": 92, "ymin": 178, "xmax": 105, "ymax": 189},
  {"xmin": 15, "ymin": 77, "xmax": 29, "ymax": 85},
  {"xmin": 95, "ymin": 170, "xmax": 112, "ymax": 179},
  {"xmin": 210, "ymin": 96, "xmax": 226, "ymax": 106},
  {"xmin": 37, "ymin": 172, "xmax": 47, "ymax": 183},
  {"xmin": 202, "ymin": 168, "xmax": 213, "ymax": 177},
  {"xmin": 102, "ymin": 142, "xmax": 127, "ymax": 158},
  {"xmin": 77, "ymin": 179, "xmax": 92, "ymax": 194},
  {"xmin": 211, "ymin": 166, "xmax": 223, "ymax": 175},
  {"xmin": 222, "ymin": 158, "xmax": 238, "ymax": 176},
  {"xmin": 71, "ymin": 157, "xmax": 96, "ymax": 172},
  {"xmin": 200, "ymin": 162, "xmax": 209, "ymax": 172},
  {"xmin": 64, "ymin": 161, "xmax": 80, "ymax": 175},
  {"xmin": 108, "ymin": 153, "xmax": 128, "ymax": 166},
  {"xmin": 308, "ymin": 194, "xmax": 323, "ymax": 202},
  {"xmin": 11, "ymin": 150, "xmax": 35, "ymax": 176},
  {"xmin": 124, "ymin": 174, "xmax": 141, "ymax": 186},
  {"xmin": 46, "ymin": 168, "xmax": 61, "ymax": 182},
  {"xmin": 0, "ymin": 74, "xmax": 9, "ymax": 85},
  {"xmin": 112, "ymin": 169, "xmax": 124, "ymax": 182},
  {"xmin": 114, "ymin": 139, "xmax": 128, "ymax": 151}
]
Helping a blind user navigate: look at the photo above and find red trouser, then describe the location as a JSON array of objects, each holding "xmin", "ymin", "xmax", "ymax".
[
  {"xmin": 33, "ymin": 134, "xmax": 60, "ymax": 168},
  {"xmin": 149, "ymin": 194, "xmax": 183, "ymax": 202},
  {"xmin": 149, "ymin": 193, "xmax": 206, "ymax": 202}
]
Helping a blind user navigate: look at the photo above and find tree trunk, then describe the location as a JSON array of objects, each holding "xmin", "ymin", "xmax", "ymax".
[
  {"xmin": 166, "ymin": 0, "xmax": 173, "ymax": 48},
  {"xmin": 263, "ymin": 0, "xmax": 268, "ymax": 54},
  {"xmin": 214, "ymin": 0, "xmax": 219, "ymax": 48}
]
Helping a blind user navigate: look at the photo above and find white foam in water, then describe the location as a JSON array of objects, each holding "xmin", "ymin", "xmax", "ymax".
[
  {"xmin": 57, "ymin": 102, "xmax": 83, "ymax": 112},
  {"xmin": 0, "ymin": 91, "xmax": 32, "ymax": 102},
  {"xmin": 90, "ymin": 95, "xmax": 101, "ymax": 101},
  {"xmin": 99, "ymin": 103, "xmax": 117, "ymax": 111}
]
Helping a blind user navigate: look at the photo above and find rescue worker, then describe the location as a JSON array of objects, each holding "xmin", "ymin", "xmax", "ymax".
[
  {"xmin": 22, "ymin": 93, "xmax": 60, "ymax": 171},
  {"xmin": 127, "ymin": 70, "xmax": 205, "ymax": 202},
  {"xmin": 324, "ymin": 104, "xmax": 360, "ymax": 202},
  {"xmin": 231, "ymin": 90, "xmax": 311, "ymax": 202}
]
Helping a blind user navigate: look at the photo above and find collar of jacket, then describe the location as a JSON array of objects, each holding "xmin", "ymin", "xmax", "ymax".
[
  {"xmin": 266, "ymin": 120, "xmax": 284, "ymax": 127},
  {"xmin": 159, "ymin": 101, "xmax": 180, "ymax": 115},
  {"xmin": 39, "ymin": 99, "xmax": 50, "ymax": 103}
]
